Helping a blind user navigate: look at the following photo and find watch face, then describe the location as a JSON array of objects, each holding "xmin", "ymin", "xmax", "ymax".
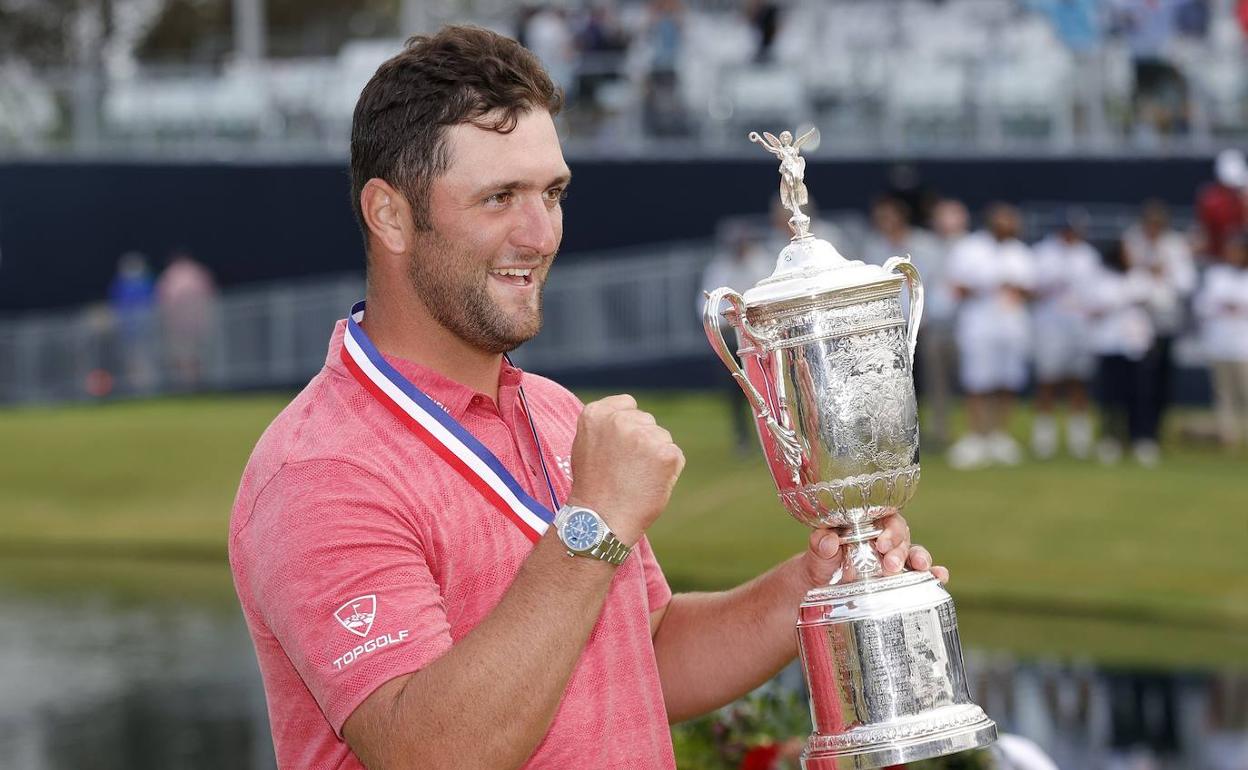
[{"xmin": 563, "ymin": 510, "xmax": 602, "ymax": 551}]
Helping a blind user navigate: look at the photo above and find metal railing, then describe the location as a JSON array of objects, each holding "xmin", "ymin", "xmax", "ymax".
[
  {"xmin": 0, "ymin": 243, "xmax": 715, "ymax": 405},
  {"xmin": 0, "ymin": 202, "xmax": 1210, "ymax": 406}
]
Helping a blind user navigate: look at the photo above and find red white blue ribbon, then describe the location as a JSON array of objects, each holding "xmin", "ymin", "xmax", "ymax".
[{"xmin": 340, "ymin": 302, "xmax": 554, "ymax": 542}]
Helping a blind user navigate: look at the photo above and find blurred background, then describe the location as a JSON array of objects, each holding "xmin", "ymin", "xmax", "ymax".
[{"xmin": 1, "ymin": 0, "xmax": 1246, "ymax": 768}]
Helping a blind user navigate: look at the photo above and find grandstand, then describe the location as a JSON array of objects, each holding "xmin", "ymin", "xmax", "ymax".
[
  {"xmin": 1, "ymin": 0, "xmax": 1245, "ymax": 158},
  {"xmin": 2, "ymin": 5, "xmax": 1247, "ymax": 770}
]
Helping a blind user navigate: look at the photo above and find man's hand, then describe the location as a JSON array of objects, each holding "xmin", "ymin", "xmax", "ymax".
[
  {"xmin": 799, "ymin": 510, "xmax": 949, "ymax": 589},
  {"xmin": 566, "ymin": 394, "xmax": 685, "ymax": 546}
]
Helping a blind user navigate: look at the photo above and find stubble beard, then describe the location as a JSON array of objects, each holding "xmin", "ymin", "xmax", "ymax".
[{"xmin": 406, "ymin": 228, "xmax": 548, "ymax": 355}]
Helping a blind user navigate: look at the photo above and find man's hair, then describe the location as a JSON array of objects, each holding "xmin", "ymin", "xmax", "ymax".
[{"xmin": 349, "ymin": 25, "xmax": 563, "ymax": 242}]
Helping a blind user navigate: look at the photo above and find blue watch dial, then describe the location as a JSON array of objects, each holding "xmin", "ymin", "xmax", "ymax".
[{"xmin": 564, "ymin": 510, "xmax": 602, "ymax": 551}]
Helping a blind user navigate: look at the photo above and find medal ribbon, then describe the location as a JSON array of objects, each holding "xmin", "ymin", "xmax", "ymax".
[{"xmin": 340, "ymin": 301, "xmax": 555, "ymax": 543}]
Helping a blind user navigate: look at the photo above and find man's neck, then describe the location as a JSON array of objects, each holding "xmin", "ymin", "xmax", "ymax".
[
  {"xmin": 884, "ymin": 228, "xmax": 908, "ymax": 246},
  {"xmin": 360, "ymin": 288, "xmax": 503, "ymax": 401}
]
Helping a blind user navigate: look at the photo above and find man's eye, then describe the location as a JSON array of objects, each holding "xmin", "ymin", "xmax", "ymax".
[
  {"xmin": 544, "ymin": 188, "xmax": 568, "ymax": 204},
  {"xmin": 486, "ymin": 191, "xmax": 512, "ymax": 206}
]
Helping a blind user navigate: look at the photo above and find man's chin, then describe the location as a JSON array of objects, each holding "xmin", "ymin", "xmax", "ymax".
[{"xmin": 480, "ymin": 314, "xmax": 542, "ymax": 355}]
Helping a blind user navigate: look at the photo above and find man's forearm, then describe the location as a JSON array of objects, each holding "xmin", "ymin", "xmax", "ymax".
[
  {"xmin": 653, "ymin": 554, "xmax": 810, "ymax": 723},
  {"xmin": 345, "ymin": 532, "xmax": 616, "ymax": 770}
]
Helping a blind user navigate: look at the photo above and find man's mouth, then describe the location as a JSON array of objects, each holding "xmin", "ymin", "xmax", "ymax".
[{"xmin": 489, "ymin": 267, "xmax": 534, "ymax": 287}]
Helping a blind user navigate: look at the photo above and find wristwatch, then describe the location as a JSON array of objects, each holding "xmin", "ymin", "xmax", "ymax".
[{"xmin": 554, "ymin": 504, "xmax": 631, "ymax": 566}]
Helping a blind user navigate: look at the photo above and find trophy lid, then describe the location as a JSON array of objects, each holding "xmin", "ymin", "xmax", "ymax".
[
  {"xmin": 743, "ymin": 129, "xmax": 902, "ymax": 307},
  {"xmin": 742, "ymin": 234, "xmax": 900, "ymax": 306}
]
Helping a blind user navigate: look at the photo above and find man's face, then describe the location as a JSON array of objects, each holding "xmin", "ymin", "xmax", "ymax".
[
  {"xmin": 931, "ymin": 202, "xmax": 967, "ymax": 239},
  {"xmin": 988, "ymin": 208, "xmax": 1019, "ymax": 241},
  {"xmin": 1142, "ymin": 210, "xmax": 1166, "ymax": 239},
  {"xmin": 408, "ymin": 109, "xmax": 570, "ymax": 354},
  {"xmin": 872, "ymin": 203, "xmax": 906, "ymax": 238}
]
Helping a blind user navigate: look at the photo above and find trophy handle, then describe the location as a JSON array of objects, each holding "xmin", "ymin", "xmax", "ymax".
[
  {"xmin": 703, "ymin": 287, "xmax": 771, "ymax": 414},
  {"xmin": 704, "ymin": 287, "xmax": 805, "ymax": 478},
  {"xmin": 884, "ymin": 255, "xmax": 924, "ymax": 365}
]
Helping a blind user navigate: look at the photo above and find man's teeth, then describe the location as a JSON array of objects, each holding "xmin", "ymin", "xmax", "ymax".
[{"xmin": 491, "ymin": 268, "xmax": 532, "ymax": 277}]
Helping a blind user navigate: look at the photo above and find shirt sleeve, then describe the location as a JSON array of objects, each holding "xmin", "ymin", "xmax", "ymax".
[
  {"xmin": 634, "ymin": 535, "xmax": 672, "ymax": 614},
  {"xmin": 1006, "ymin": 244, "xmax": 1036, "ymax": 290},
  {"xmin": 945, "ymin": 240, "xmax": 972, "ymax": 291},
  {"xmin": 234, "ymin": 458, "xmax": 453, "ymax": 736}
]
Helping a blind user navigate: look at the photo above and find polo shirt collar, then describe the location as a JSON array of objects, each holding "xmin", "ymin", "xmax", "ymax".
[{"xmin": 326, "ymin": 318, "xmax": 525, "ymax": 420}]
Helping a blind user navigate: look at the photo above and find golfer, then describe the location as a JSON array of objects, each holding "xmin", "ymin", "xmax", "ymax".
[{"xmin": 229, "ymin": 26, "xmax": 941, "ymax": 769}]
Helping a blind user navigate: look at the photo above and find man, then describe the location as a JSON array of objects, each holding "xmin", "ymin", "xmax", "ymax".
[
  {"xmin": 859, "ymin": 196, "xmax": 940, "ymax": 271},
  {"xmin": 920, "ymin": 198, "xmax": 971, "ymax": 451},
  {"xmin": 946, "ymin": 203, "xmax": 1036, "ymax": 469},
  {"xmin": 860, "ymin": 196, "xmax": 945, "ymax": 446},
  {"xmin": 699, "ymin": 222, "xmax": 773, "ymax": 454},
  {"xmin": 155, "ymin": 249, "xmax": 217, "ymax": 389},
  {"xmin": 108, "ymin": 251, "xmax": 157, "ymax": 393},
  {"xmin": 1029, "ymin": 209, "xmax": 1101, "ymax": 460},
  {"xmin": 1122, "ymin": 199, "xmax": 1195, "ymax": 465},
  {"xmin": 1195, "ymin": 148, "xmax": 1248, "ymax": 262},
  {"xmin": 229, "ymin": 26, "xmax": 938, "ymax": 770}
]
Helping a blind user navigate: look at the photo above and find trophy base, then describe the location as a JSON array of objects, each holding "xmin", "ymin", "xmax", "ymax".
[
  {"xmin": 800, "ymin": 713, "xmax": 997, "ymax": 770},
  {"xmin": 796, "ymin": 571, "xmax": 996, "ymax": 770}
]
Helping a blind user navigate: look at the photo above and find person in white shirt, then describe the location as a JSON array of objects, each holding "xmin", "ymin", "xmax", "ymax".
[
  {"xmin": 523, "ymin": 7, "xmax": 575, "ymax": 93},
  {"xmin": 1084, "ymin": 240, "xmax": 1162, "ymax": 465},
  {"xmin": 1122, "ymin": 200, "xmax": 1196, "ymax": 461},
  {"xmin": 700, "ymin": 223, "xmax": 775, "ymax": 454},
  {"xmin": 1195, "ymin": 233, "xmax": 1248, "ymax": 448},
  {"xmin": 860, "ymin": 196, "xmax": 942, "ymax": 271},
  {"xmin": 946, "ymin": 203, "xmax": 1035, "ymax": 469},
  {"xmin": 915, "ymin": 198, "xmax": 969, "ymax": 451},
  {"xmin": 1029, "ymin": 209, "xmax": 1102, "ymax": 460},
  {"xmin": 860, "ymin": 196, "xmax": 949, "ymax": 446}
]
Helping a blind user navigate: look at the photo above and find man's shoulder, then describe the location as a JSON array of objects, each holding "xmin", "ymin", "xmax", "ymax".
[
  {"xmin": 257, "ymin": 366, "xmax": 379, "ymax": 455},
  {"xmin": 1002, "ymin": 237, "xmax": 1034, "ymax": 257},
  {"xmin": 950, "ymin": 231, "xmax": 991, "ymax": 259},
  {"xmin": 231, "ymin": 367, "xmax": 396, "ymax": 532},
  {"xmin": 908, "ymin": 228, "xmax": 941, "ymax": 253},
  {"xmin": 1198, "ymin": 182, "xmax": 1236, "ymax": 210},
  {"xmin": 1031, "ymin": 234, "xmax": 1061, "ymax": 255}
]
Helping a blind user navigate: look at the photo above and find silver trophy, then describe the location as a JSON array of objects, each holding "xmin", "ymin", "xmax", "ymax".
[{"xmin": 703, "ymin": 129, "xmax": 996, "ymax": 769}]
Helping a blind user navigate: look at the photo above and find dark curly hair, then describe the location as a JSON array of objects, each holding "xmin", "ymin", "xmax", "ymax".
[{"xmin": 349, "ymin": 25, "xmax": 563, "ymax": 241}]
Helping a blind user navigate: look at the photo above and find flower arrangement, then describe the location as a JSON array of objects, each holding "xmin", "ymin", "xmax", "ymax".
[{"xmin": 672, "ymin": 682, "xmax": 996, "ymax": 770}]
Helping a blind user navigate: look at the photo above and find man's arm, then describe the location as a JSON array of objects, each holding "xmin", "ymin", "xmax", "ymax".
[
  {"xmin": 650, "ymin": 515, "xmax": 947, "ymax": 723},
  {"xmin": 344, "ymin": 530, "xmax": 615, "ymax": 770},
  {"xmin": 343, "ymin": 394, "xmax": 684, "ymax": 770}
]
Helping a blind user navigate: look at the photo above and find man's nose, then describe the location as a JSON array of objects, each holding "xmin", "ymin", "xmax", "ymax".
[{"xmin": 511, "ymin": 195, "xmax": 559, "ymax": 256}]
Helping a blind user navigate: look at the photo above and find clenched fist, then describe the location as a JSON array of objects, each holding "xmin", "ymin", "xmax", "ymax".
[{"xmin": 566, "ymin": 395, "xmax": 685, "ymax": 546}]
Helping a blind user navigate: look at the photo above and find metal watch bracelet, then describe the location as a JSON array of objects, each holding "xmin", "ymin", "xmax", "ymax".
[{"xmin": 588, "ymin": 531, "xmax": 631, "ymax": 566}]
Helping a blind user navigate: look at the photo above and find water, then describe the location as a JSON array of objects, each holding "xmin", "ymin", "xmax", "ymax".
[
  {"xmin": 0, "ymin": 585, "xmax": 1244, "ymax": 770},
  {"xmin": 0, "ymin": 591, "xmax": 274, "ymax": 770}
]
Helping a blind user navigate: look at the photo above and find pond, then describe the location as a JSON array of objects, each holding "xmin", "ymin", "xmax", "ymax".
[{"xmin": 0, "ymin": 576, "xmax": 1244, "ymax": 770}]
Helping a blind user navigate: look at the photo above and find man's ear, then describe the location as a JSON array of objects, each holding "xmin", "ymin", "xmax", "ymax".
[{"xmin": 360, "ymin": 179, "xmax": 411, "ymax": 256}]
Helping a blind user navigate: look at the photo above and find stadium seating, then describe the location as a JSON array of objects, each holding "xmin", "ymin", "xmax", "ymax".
[{"xmin": 6, "ymin": 1, "xmax": 1247, "ymax": 156}]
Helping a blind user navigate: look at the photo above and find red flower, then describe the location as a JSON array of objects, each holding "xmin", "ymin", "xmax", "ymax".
[{"xmin": 741, "ymin": 744, "xmax": 781, "ymax": 770}]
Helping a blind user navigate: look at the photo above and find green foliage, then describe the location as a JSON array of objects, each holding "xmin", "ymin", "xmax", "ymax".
[{"xmin": 672, "ymin": 683, "xmax": 809, "ymax": 770}]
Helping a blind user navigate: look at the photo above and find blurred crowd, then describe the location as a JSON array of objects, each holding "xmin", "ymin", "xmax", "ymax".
[
  {"xmin": 702, "ymin": 149, "xmax": 1248, "ymax": 467},
  {"xmin": 509, "ymin": 0, "xmax": 1248, "ymax": 148},
  {"xmin": 99, "ymin": 250, "xmax": 218, "ymax": 397}
]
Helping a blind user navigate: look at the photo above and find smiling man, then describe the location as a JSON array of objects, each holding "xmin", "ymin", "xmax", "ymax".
[{"xmin": 228, "ymin": 25, "xmax": 941, "ymax": 770}]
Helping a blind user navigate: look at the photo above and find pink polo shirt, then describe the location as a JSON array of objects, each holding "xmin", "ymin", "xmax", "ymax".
[{"xmin": 229, "ymin": 319, "xmax": 675, "ymax": 769}]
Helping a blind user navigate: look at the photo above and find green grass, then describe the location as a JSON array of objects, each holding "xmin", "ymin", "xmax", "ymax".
[{"xmin": 1, "ymin": 392, "xmax": 1245, "ymax": 667}]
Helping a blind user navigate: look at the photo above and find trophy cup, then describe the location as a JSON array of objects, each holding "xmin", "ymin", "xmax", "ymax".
[{"xmin": 703, "ymin": 129, "xmax": 996, "ymax": 769}]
